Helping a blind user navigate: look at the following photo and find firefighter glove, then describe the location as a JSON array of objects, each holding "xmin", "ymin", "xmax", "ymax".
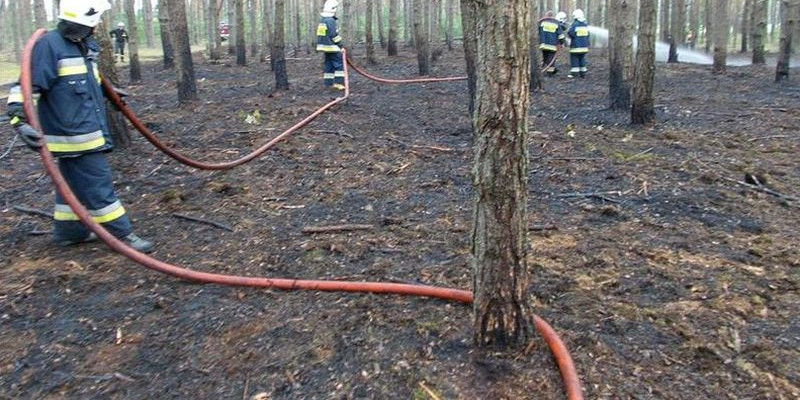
[{"xmin": 15, "ymin": 123, "xmax": 43, "ymax": 150}]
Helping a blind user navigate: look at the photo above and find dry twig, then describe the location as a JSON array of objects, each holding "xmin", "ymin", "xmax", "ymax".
[
  {"xmin": 13, "ymin": 205, "xmax": 51, "ymax": 218},
  {"xmin": 302, "ymin": 224, "xmax": 374, "ymax": 234},
  {"xmin": 172, "ymin": 213, "xmax": 234, "ymax": 232}
]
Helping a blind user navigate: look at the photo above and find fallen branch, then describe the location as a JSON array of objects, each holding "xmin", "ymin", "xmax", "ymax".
[
  {"xmin": 556, "ymin": 192, "xmax": 621, "ymax": 203},
  {"xmin": 418, "ymin": 382, "xmax": 442, "ymax": 400},
  {"xmin": 721, "ymin": 177, "xmax": 798, "ymax": 202},
  {"xmin": 13, "ymin": 205, "xmax": 51, "ymax": 218},
  {"xmin": 411, "ymin": 144, "xmax": 454, "ymax": 152},
  {"xmin": 0, "ymin": 134, "xmax": 18, "ymax": 160},
  {"xmin": 301, "ymin": 224, "xmax": 374, "ymax": 234},
  {"xmin": 747, "ymin": 135, "xmax": 790, "ymax": 142},
  {"xmin": 529, "ymin": 224, "xmax": 558, "ymax": 231},
  {"xmin": 313, "ymin": 129, "xmax": 353, "ymax": 138},
  {"xmin": 28, "ymin": 230, "xmax": 51, "ymax": 236},
  {"xmin": 172, "ymin": 213, "xmax": 234, "ymax": 232}
]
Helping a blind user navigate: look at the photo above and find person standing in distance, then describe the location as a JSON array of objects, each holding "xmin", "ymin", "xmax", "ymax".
[{"xmin": 316, "ymin": 0, "xmax": 345, "ymax": 91}]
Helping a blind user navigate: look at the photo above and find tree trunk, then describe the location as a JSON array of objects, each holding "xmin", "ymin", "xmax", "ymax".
[
  {"xmin": 388, "ymin": 0, "xmax": 398, "ymax": 55},
  {"xmin": 471, "ymin": 0, "xmax": 534, "ymax": 350},
  {"xmin": 205, "ymin": 0, "xmax": 219, "ymax": 60},
  {"xmin": 609, "ymin": 0, "xmax": 634, "ymax": 110},
  {"xmin": 377, "ymin": 0, "xmax": 386, "ymax": 48},
  {"xmin": 294, "ymin": 0, "xmax": 302, "ymax": 55},
  {"xmin": 413, "ymin": 0, "xmax": 430, "ymax": 74},
  {"xmin": 0, "ymin": 1, "xmax": 6, "ymax": 53},
  {"xmin": 446, "ymin": 0, "xmax": 454, "ymax": 50},
  {"xmin": 713, "ymin": 0, "xmax": 728, "ymax": 74},
  {"xmin": 341, "ymin": 0, "xmax": 351, "ymax": 41},
  {"xmin": 430, "ymin": 0, "xmax": 443, "ymax": 61},
  {"xmin": 690, "ymin": 0, "xmax": 700, "ymax": 48},
  {"xmin": 460, "ymin": 0, "xmax": 478, "ymax": 117},
  {"xmin": 11, "ymin": 0, "xmax": 22, "ymax": 61},
  {"xmin": 529, "ymin": 0, "xmax": 542, "ymax": 91},
  {"xmin": 33, "ymin": 0, "xmax": 47, "ymax": 29},
  {"xmin": 272, "ymin": 0, "xmax": 289, "ymax": 89},
  {"xmin": 632, "ymin": 0, "xmax": 657, "ymax": 125},
  {"xmin": 235, "ymin": 0, "xmax": 246, "ymax": 64},
  {"xmin": 143, "ymin": 0, "xmax": 155, "ymax": 47},
  {"xmin": 249, "ymin": 0, "xmax": 258, "ymax": 56},
  {"xmin": 366, "ymin": 0, "xmax": 376, "ymax": 64},
  {"xmin": 705, "ymin": 0, "xmax": 713, "ymax": 51},
  {"xmin": 660, "ymin": 0, "xmax": 671, "ymax": 42},
  {"xmin": 741, "ymin": 0, "xmax": 752, "ymax": 52},
  {"xmin": 261, "ymin": 0, "xmax": 271, "ymax": 63},
  {"xmin": 752, "ymin": 0, "xmax": 767, "ymax": 63},
  {"xmin": 96, "ymin": 18, "xmax": 131, "ymax": 147},
  {"xmin": 777, "ymin": 0, "xmax": 799, "ymax": 81},
  {"xmin": 158, "ymin": 0, "xmax": 176, "ymax": 69},
  {"xmin": 227, "ymin": 0, "xmax": 235, "ymax": 54},
  {"xmin": 167, "ymin": 0, "xmax": 198, "ymax": 102},
  {"xmin": 20, "ymin": 0, "xmax": 33, "ymax": 39},
  {"xmin": 124, "ymin": 0, "xmax": 142, "ymax": 82}
]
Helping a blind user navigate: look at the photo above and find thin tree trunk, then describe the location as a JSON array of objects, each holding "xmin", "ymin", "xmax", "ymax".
[
  {"xmin": 228, "ymin": 0, "xmax": 236, "ymax": 54},
  {"xmin": 472, "ymin": 0, "xmax": 534, "ymax": 350},
  {"xmin": 261, "ymin": 0, "xmax": 271, "ymax": 63},
  {"xmin": 752, "ymin": 0, "xmax": 767, "ymax": 63},
  {"xmin": 11, "ymin": 0, "xmax": 22, "ymax": 61},
  {"xmin": 249, "ymin": 0, "xmax": 258, "ymax": 56},
  {"xmin": 0, "ymin": 1, "xmax": 6, "ymax": 54},
  {"xmin": 96, "ymin": 18, "xmax": 131, "ymax": 147},
  {"xmin": 430, "ymin": 0, "xmax": 442, "ymax": 61},
  {"xmin": 377, "ymin": 0, "xmax": 386, "ymax": 48},
  {"xmin": 366, "ymin": 0, "xmax": 376, "ymax": 64},
  {"xmin": 143, "ymin": 0, "xmax": 155, "ymax": 47},
  {"xmin": 235, "ymin": 0, "xmax": 246, "ymax": 64},
  {"xmin": 776, "ymin": 0, "xmax": 799, "ymax": 80},
  {"xmin": 205, "ymin": 0, "xmax": 219, "ymax": 60},
  {"xmin": 158, "ymin": 0, "xmax": 175, "ymax": 68},
  {"xmin": 690, "ymin": 0, "xmax": 700, "ymax": 48},
  {"xmin": 460, "ymin": 0, "xmax": 478, "ymax": 117},
  {"xmin": 167, "ymin": 0, "xmax": 198, "ymax": 101},
  {"xmin": 713, "ymin": 0, "xmax": 729, "ymax": 74},
  {"xmin": 388, "ymin": 0, "xmax": 398, "ymax": 55},
  {"xmin": 272, "ymin": 0, "xmax": 289, "ymax": 89},
  {"xmin": 413, "ymin": 0, "xmax": 430, "ymax": 74},
  {"xmin": 609, "ymin": 0, "xmax": 634, "ymax": 110},
  {"xmin": 20, "ymin": 0, "xmax": 33, "ymax": 39},
  {"xmin": 33, "ymin": 0, "xmax": 47, "ymax": 29},
  {"xmin": 705, "ymin": 0, "xmax": 713, "ymax": 51},
  {"xmin": 632, "ymin": 0, "xmax": 657, "ymax": 125},
  {"xmin": 529, "ymin": 0, "xmax": 542, "ymax": 91},
  {"xmin": 742, "ymin": 0, "xmax": 752, "ymax": 51},
  {"xmin": 446, "ymin": 0, "xmax": 454, "ymax": 50},
  {"xmin": 661, "ymin": 0, "xmax": 671, "ymax": 42},
  {"xmin": 124, "ymin": 0, "xmax": 142, "ymax": 82}
]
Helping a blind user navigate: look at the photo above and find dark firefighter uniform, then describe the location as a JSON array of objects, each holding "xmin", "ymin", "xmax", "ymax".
[
  {"xmin": 539, "ymin": 17, "xmax": 565, "ymax": 74},
  {"xmin": 6, "ymin": 30, "xmax": 134, "ymax": 243},
  {"xmin": 568, "ymin": 19, "xmax": 590, "ymax": 77},
  {"xmin": 109, "ymin": 27, "xmax": 128, "ymax": 59},
  {"xmin": 316, "ymin": 16, "xmax": 345, "ymax": 87}
]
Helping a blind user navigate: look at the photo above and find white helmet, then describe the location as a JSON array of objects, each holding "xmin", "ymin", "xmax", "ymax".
[
  {"xmin": 556, "ymin": 11, "xmax": 567, "ymax": 23},
  {"xmin": 117, "ymin": 22, "xmax": 125, "ymax": 28},
  {"xmin": 573, "ymin": 9, "xmax": 586, "ymax": 22},
  {"xmin": 58, "ymin": 0, "xmax": 111, "ymax": 28},
  {"xmin": 321, "ymin": 0, "xmax": 339, "ymax": 17}
]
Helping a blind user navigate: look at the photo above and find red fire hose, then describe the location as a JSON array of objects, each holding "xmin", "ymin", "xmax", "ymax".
[
  {"xmin": 102, "ymin": 50, "xmax": 351, "ymax": 170},
  {"xmin": 20, "ymin": 29, "xmax": 582, "ymax": 400}
]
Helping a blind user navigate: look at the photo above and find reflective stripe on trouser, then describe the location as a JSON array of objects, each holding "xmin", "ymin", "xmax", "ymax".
[
  {"xmin": 542, "ymin": 50, "xmax": 557, "ymax": 73},
  {"xmin": 570, "ymin": 53, "xmax": 587, "ymax": 74},
  {"xmin": 323, "ymin": 52, "xmax": 344, "ymax": 86},
  {"xmin": 54, "ymin": 152, "xmax": 132, "ymax": 242}
]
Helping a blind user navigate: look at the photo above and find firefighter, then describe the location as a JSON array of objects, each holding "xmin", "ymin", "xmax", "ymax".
[
  {"xmin": 109, "ymin": 21, "xmax": 128, "ymax": 63},
  {"xmin": 5, "ymin": 0, "xmax": 154, "ymax": 253},
  {"xmin": 567, "ymin": 9, "xmax": 590, "ymax": 78},
  {"xmin": 539, "ymin": 11, "xmax": 565, "ymax": 75},
  {"xmin": 556, "ymin": 11, "xmax": 568, "ymax": 34},
  {"xmin": 316, "ymin": 0, "xmax": 345, "ymax": 91}
]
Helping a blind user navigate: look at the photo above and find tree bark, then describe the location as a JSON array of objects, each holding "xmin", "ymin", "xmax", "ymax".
[
  {"xmin": 752, "ymin": 0, "xmax": 767, "ymax": 63},
  {"xmin": 741, "ymin": 0, "xmax": 752, "ymax": 52},
  {"xmin": 529, "ymin": 0, "xmax": 542, "ymax": 91},
  {"xmin": 460, "ymin": 0, "xmax": 478, "ymax": 117},
  {"xmin": 446, "ymin": 0, "xmax": 454, "ymax": 50},
  {"xmin": 158, "ymin": 0, "xmax": 176, "ymax": 69},
  {"xmin": 205, "ymin": 0, "xmax": 219, "ymax": 60},
  {"xmin": 235, "ymin": 0, "xmax": 246, "ymax": 64},
  {"xmin": 413, "ymin": 0, "xmax": 430, "ymax": 75},
  {"xmin": 471, "ymin": 0, "xmax": 534, "ymax": 350},
  {"xmin": 142, "ymin": 0, "xmax": 155, "ymax": 47},
  {"xmin": 272, "ymin": 0, "xmax": 289, "ymax": 89},
  {"xmin": 366, "ymin": 0, "xmax": 376, "ymax": 64},
  {"xmin": 124, "ymin": 0, "xmax": 142, "ymax": 82},
  {"xmin": 33, "ymin": 0, "xmax": 47, "ymax": 29},
  {"xmin": 705, "ymin": 0, "xmax": 713, "ymax": 51},
  {"xmin": 11, "ymin": 0, "xmax": 22, "ymax": 61},
  {"xmin": 430, "ymin": 0, "xmax": 443, "ymax": 61},
  {"xmin": 388, "ymin": 0, "xmax": 398, "ymax": 55},
  {"xmin": 713, "ymin": 0, "xmax": 729, "ymax": 74},
  {"xmin": 777, "ymin": 0, "xmax": 799, "ymax": 81},
  {"xmin": 19, "ymin": 0, "xmax": 33, "ymax": 39},
  {"xmin": 95, "ymin": 18, "xmax": 131, "ymax": 147},
  {"xmin": 167, "ymin": 0, "xmax": 198, "ymax": 102},
  {"xmin": 249, "ymin": 0, "xmax": 258, "ymax": 56},
  {"xmin": 632, "ymin": 0, "xmax": 657, "ymax": 125},
  {"xmin": 261, "ymin": 0, "xmax": 271, "ymax": 63},
  {"xmin": 660, "ymin": 0, "xmax": 671, "ymax": 42},
  {"xmin": 609, "ymin": 0, "xmax": 634, "ymax": 110}
]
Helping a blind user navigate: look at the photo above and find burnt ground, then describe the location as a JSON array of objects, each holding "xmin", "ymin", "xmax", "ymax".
[{"xmin": 1, "ymin": 45, "xmax": 799, "ymax": 400}]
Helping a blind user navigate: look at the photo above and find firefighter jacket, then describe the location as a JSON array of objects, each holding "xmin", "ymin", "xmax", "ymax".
[
  {"xmin": 109, "ymin": 28, "xmax": 128, "ymax": 44},
  {"xmin": 568, "ymin": 20, "xmax": 590, "ymax": 53},
  {"xmin": 6, "ymin": 30, "xmax": 112, "ymax": 157},
  {"xmin": 539, "ymin": 17, "xmax": 565, "ymax": 52},
  {"xmin": 316, "ymin": 16, "xmax": 343, "ymax": 53}
]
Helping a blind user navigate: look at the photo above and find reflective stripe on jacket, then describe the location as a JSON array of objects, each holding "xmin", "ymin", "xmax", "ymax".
[
  {"xmin": 568, "ymin": 20, "xmax": 591, "ymax": 53},
  {"xmin": 316, "ymin": 16, "xmax": 342, "ymax": 53},
  {"xmin": 539, "ymin": 18, "xmax": 565, "ymax": 51},
  {"xmin": 6, "ymin": 30, "xmax": 112, "ymax": 157}
]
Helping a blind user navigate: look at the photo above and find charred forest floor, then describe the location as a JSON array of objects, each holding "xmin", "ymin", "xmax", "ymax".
[{"xmin": 1, "ymin": 46, "xmax": 799, "ymax": 400}]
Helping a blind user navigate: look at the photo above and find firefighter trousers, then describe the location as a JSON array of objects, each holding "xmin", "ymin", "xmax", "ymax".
[{"xmin": 323, "ymin": 52, "xmax": 345, "ymax": 86}]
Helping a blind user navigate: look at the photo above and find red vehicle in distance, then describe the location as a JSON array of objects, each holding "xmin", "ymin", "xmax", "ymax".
[{"xmin": 219, "ymin": 21, "xmax": 230, "ymax": 41}]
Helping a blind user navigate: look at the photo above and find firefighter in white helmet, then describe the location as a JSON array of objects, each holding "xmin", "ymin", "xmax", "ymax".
[
  {"xmin": 109, "ymin": 21, "xmax": 128, "ymax": 63},
  {"xmin": 316, "ymin": 0, "xmax": 345, "ymax": 91},
  {"xmin": 4, "ymin": 0, "xmax": 154, "ymax": 252}
]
